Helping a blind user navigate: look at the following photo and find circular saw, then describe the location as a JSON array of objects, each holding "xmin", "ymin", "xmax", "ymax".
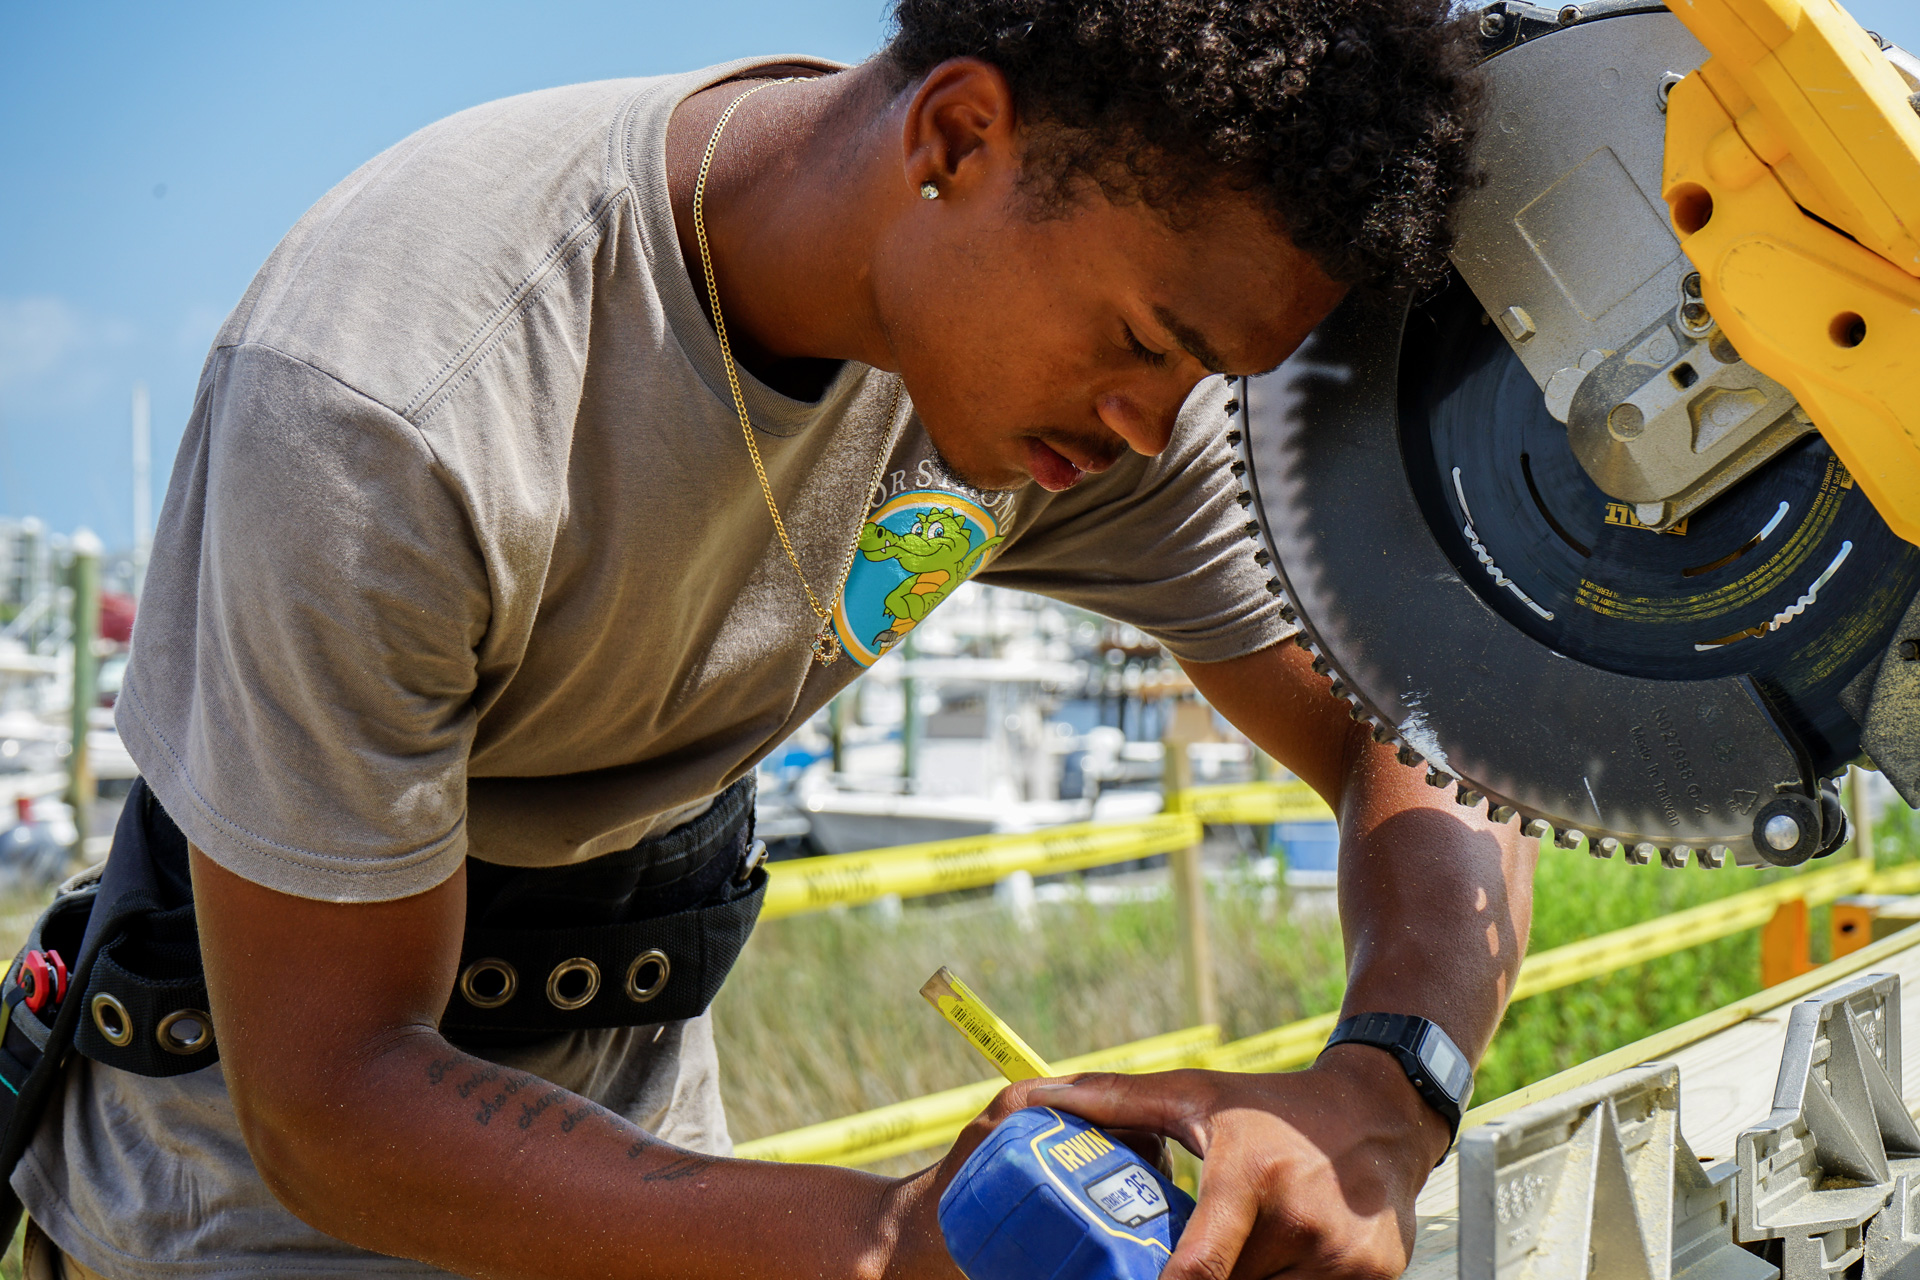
[{"xmin": 1236, "ymin": 0, "xmax": 1920, "ymax": 868}]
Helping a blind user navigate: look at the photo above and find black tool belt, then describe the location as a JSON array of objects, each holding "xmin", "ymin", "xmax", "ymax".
[{"xmin": 0, "ymin": 775, "xmax": 767, "ymax": 1239}]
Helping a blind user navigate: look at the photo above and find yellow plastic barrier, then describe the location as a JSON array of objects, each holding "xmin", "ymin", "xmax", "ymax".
[
  {"xmin": 733, "ymin": 1025, "xmax": 1221, "ymax": 1166},
  {"xmin": 742, "ymin": 856, "xmax": 1901, "ymax": 1165}
]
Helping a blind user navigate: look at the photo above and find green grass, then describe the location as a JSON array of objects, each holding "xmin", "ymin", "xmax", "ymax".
[{"xmin": 715, "ymin": 807, "xmax": 1920, "ymax": 1168}]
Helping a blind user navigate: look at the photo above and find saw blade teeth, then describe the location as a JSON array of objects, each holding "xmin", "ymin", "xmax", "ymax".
[
  {"xmin": 1454, "ymin": 784, "xmax": 1484, "ymax": 808},
  {"xmin": 1278, "ymin": 602, "xmax": 1298, "ymax": 624},
  {"xmin": 1701, "ymin": 845, "xmax": 1730, "ymax": 869},
  {"xmin": 1397, "ymin": 744, "xmax": 1424, "ymax": 769},
  {"xmin": 1311, "ymin": 655, "xmax": 1332, "ymax": 676},
  {"xmin": 1592, "ymin": 836, "xmax": 1621, "ymax": 859},
  {"xmin": 1371, "ymin": 722, "xmax": 1396, "ymax": 745},
  {"xmin": 1224, "ymin": 398, "xmax": 1240, "ymax": 417},
  {"xmin": 1662, "ymin": 845, "xmax": 1692, "ymax": 870},
  {"xmin": 1254, "ymin": 549, "xmax": 1271, "ymax": 567},
  {"xmin": 1243, "ymin": 522, "xmax": 1260, "ymax": 538},
  {"xmin": 1229, "ymin": 461, "xmax": 1247, "ymax": 478},
  {"xmin": 1554, "ymin": 828, "xmax": 1586, "ymax": 850},
  {"xmin": 1523, "ymin": 817, "xmax": 1553, "ymax": 841},
  {"xmin": 1290, "ymin": 632, "xmax": 1313, "ymax": 651},
  {"xmin": 1627, "ymin": 841, "xmax": 1658, "ymax": 866},
  {"xmin": 1226, "ymin": 430, "xmax": 1243, "ymax": 446},
  {"xmin": 1489, "ymin": 803, "xmax": 1517, "ymax": 824},
  {"xmin": 1425, "ymin": 767, "xmax": 1454, "ymax": 788},
  {"xmin": 1347, "ymin": 700, "xmax": 1370, "ymax": 723},
  {"xmin": 1265, "ymin": 579, "xmax": 1285, "ymax": 597},
  {"xmin": 1235, "ymin": 491, "xmax": 1253, "ymax": 508}
]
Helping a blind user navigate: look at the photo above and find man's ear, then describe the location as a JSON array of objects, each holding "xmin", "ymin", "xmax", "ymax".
[{"xmin": 900, "ymin": 57, "xmax": 1020, "ymax": 201}]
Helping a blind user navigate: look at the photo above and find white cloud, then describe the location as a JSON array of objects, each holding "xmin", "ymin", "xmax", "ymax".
[
  {"xmin": 0, "ymin": 295, "xmax": 139, "ymax": 413},
  {"xmin": 0, "ymin": 296, "xmax": 85, "ymax": 390}
]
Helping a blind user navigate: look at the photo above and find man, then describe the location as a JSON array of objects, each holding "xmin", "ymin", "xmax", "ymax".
[{"xmin": 13, "ymin": 0, "xmax": 1533, "ymax": 1277}]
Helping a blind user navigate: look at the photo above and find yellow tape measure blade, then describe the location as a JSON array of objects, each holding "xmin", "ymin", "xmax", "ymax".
[{"xmin": 920, "ymin": 967, "xmax": 1055, "ymax": 1083}]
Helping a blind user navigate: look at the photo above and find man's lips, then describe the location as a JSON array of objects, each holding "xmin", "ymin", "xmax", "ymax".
[{"xmin": 1021, "ymin": 436, "xmax": 1118, "ymax": 492}]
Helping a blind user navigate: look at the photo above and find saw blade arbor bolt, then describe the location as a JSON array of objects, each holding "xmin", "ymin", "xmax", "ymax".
[
  {"xmin": 1478, "ymin": 7, "xmax": 1504, "ymax": 37},
  {"xmin": 1763, "ymin": 813, "xmax": 1801, "ymax": 851},
  {"xmin": 1557, "ymin": 4, "xmax": 1581, "ymax": 24},
  {"xmin": 1594, "ymin": 836, "xmax": 1623, "ymax": 858}
]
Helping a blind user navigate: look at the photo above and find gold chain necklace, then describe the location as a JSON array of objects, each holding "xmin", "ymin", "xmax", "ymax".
[{"xmin": 694, "ymin": 79, "xmax": 900, "ymax": 665}]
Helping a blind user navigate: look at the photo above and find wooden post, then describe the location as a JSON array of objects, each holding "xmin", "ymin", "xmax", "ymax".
[
  {"xmin": 1760, "ymin": 899, "xmax": 1814, "ymax": 987},
  {"xmin": 828, "ymin": 694, "xmax": 846, "ymax": 774},
  {"xmin": 67, "ymin": 529, "xmax": 102, "ymax": 851},
  {"xmin": 1163, "ymin": 703, "xmax": 1219, "ymax": 1029},
  {"xmin": 1848, "ymin": 764, "xmax": 1876, "ymax": 865},
  {"xmin": 900, "ymin": 633, "xmax": 919, "ymax": 791}
]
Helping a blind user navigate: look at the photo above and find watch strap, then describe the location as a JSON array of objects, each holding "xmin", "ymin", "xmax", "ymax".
[{"xmin": 1322, "ymin": 1012, "xmax": 1470, "ymax": 1147}]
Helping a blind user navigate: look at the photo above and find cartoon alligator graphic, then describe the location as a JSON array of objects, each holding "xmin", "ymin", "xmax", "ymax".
[{"xmin": 858, "ymin": 506, "xmax": 1004, "ymax": 650}]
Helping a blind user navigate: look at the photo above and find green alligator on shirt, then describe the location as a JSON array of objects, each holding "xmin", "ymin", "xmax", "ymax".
[{"xmin": 858, "ymin": 506, "xmax": 1004, "ymax": 650}]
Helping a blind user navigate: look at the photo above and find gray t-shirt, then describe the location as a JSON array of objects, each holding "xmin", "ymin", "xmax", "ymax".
[{"xmin": 18, "ymin": 58, "xmax": 1289, "ymax": 1277}]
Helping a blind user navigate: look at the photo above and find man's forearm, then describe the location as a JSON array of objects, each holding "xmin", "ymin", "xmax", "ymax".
[
  {"xmin": 244, "ymin": 1028, "xmax": 922, "ymax": 1280},
  {"xmin": 1333, "ymin": 734, "xmax": 1535, "ymax": 1065}
]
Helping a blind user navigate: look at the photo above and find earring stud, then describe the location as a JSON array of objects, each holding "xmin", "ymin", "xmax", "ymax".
[{"xmin": 919, "ymin": 182, "xmax": 940, "ymax": 200}]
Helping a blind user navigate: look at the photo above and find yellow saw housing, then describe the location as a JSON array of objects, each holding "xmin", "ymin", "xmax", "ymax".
[{"xmin": 1661, "ymin": 0, "xmax": 1920, "ymax": 546}]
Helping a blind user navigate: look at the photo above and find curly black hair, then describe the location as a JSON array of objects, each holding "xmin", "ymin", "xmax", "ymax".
[{"xmin": 885, "ymin": 0, "xmax": 1481, "ymax": 289}]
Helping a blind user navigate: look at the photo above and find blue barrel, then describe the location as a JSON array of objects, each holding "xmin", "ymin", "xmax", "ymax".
[
  {"xmin": 1277, "ymin": 820, "xmax": 1340, "ymax": 873},
  {"xmin": 940, "ymin": 1107, "xmax": 1193, "ymax": 1280}
]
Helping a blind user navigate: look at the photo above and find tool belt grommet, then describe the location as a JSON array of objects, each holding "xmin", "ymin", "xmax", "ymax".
[
  {"xmin": 458, "ymin": 958, "xmax": 518, "ymax": 1010},
  {"xmin": 545, "ymin": 958, "xmax": 600, "ymax": 1011},
  {"xmin": 156, "ymin": 1008, "xmax": 213, "ymax": 1056},
  {"xmin": 624, "ymin": 950, "xmax": 670, "ymax": 1003},
  {"xmin": 90, "ymin": 993, "xmax": 133, "ymax": 1048}
]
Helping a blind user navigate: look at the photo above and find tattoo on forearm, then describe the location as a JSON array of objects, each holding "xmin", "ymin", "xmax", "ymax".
[
  {"xmin": 425, "ymin": 1053, "xmax": 631, "ymax": 1145},
  {"xmin": 639, "ymin": 1155, "xmax": 715, "ymax": 1182}
]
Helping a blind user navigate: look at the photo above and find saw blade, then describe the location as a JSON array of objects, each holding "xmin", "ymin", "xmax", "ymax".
[
  {"xmin": 1234, "ymin": 282, "xmax": 1917, "ymax": 867},
  {"xmin": 1232, "ymin": 0, "xmax": 1920, "ymax": 868}
]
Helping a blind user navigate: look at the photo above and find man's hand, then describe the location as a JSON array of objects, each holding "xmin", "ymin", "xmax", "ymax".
[{"xmin": 1021, "ymin": 1051, "xmax": 1449, "ymax": 1280}]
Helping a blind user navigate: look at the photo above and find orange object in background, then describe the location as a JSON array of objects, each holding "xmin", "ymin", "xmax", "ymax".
[
  {"xmin": 1761, "ymin": 899, "xmax": 1816, "ymax": 987},
  {"xmin": 1830, "ymin": 895, "xmax": 1920, "ymax": 958}
]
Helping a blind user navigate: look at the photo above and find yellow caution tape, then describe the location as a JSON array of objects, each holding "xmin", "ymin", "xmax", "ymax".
[
  {"xmin": 921, "ymin": 967, "xmax": 1053, "ymax": 1082},
  {"xmin": 745, "ymin": 833, "xmax": 1903, "ymax": 1163},
  {"xmin": 760, "ymin": 814, "xmax": 1203, "ymax": 920},
  {"xmin": 1167, "ymin": 781, "xmax": 1333, "ymax": 825},
  {"xmin": 733, "ymin": 1025, "xmax": 1220, "ymax": 1167}
]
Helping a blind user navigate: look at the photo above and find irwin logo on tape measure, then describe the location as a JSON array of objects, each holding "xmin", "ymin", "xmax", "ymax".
[{"xmin": 1046, "ymin": 1128, "xmax": 1115, "ymax": 1172}]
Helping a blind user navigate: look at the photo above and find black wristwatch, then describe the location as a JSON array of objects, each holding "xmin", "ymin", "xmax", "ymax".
[{"xmin": 1322, "ymin": 1013, "xmax": 1473, "ymax": 1147}]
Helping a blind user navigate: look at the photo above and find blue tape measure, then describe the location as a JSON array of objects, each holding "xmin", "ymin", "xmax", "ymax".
[{"xmin": 939, "ymin": 1107, "xmax": 1194, "ymax": 1280}]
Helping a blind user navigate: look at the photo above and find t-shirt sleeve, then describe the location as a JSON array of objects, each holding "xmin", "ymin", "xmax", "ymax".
[
  {"xmin": 115, "ymin": 342, "xmax": 488, "ymax": 903},
  {"xmin": 974, "ymin": 376, "xmax": 1297, "ymax": 664}
]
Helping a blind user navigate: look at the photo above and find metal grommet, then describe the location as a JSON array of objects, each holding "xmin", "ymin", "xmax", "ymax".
[
  {"xmin": 546, "ymin": 958, "xmax": 600, "ymax": 1011},
  {"xmin": 156, "ymin": 1008, "xmax": 214, "ymax": 1056},
  {"xmin": 90, "ymin": 993, "xmax": 133, "ymax": 1048},
  {"xmin": 458, "ymin": 958, "xmax": 518, "ymax": 1010},
  {"xmin": 624, "ymin": 950, "xmax": 671, "ymax": 1004}
]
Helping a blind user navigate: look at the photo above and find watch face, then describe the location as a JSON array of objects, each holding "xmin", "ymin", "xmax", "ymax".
[{"xmin": 1416, "ymin": 1025, "xmax": 1473, "ymax": 1106}]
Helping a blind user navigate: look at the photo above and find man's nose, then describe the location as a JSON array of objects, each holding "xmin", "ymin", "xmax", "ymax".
[{"xmin": 1094, "ymin": 390, "xmax": 1181, "ymax": 457}]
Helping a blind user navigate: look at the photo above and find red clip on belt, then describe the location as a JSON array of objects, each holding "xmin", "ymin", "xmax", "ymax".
[{"xmin": 19, "ymin": 950, "xmax": 67, "ymax": 1014}]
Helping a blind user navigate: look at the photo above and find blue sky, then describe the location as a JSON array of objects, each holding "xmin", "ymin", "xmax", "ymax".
[{"xmin": 4, "ymin": 0, "xmax": 1917, "ymax": 551}]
